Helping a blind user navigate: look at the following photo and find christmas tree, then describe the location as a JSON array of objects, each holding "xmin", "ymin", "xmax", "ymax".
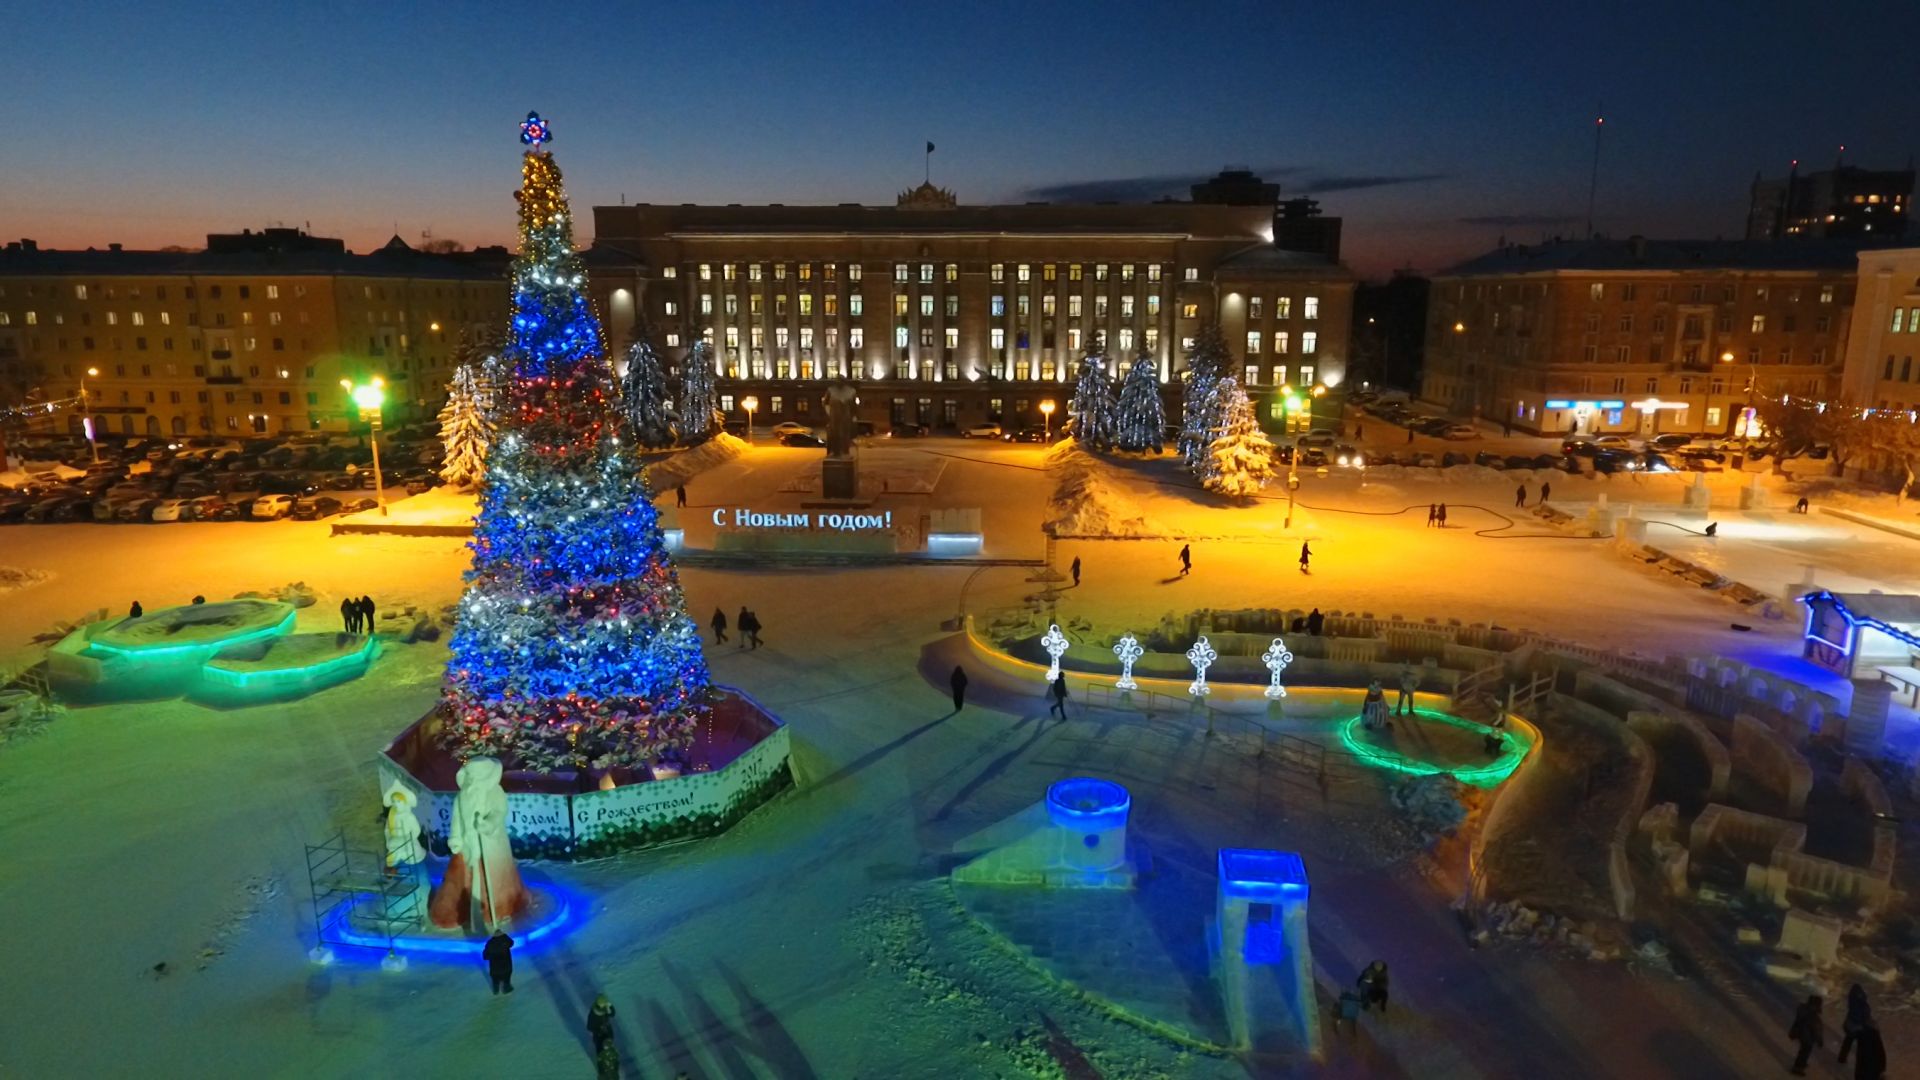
[
  {"xmin": 620, "ymin": 323, "xmax": 676, "ymax": 449},
  {"xmin": 441, "ymin": 113, "xmax": 709, "ymax": 773},
  {"xmin": 1113, "ymin": 347, "xmax": 1165, "ymax": 453},
  {"xmin": 677, "ymin": 339, "xmax": 720, "ymax": 444},
  {"xmin": 1178, "ymin": 324, "xmax": 1228, "ymax": 470},
  {"xmin": 437, "ymin": 362, "xmax": 494, "ymax": 490},
  {"xmin": 1200, "ymin": 378, "xmax": 1278, "ymax": 497},
  {"xmin": 1068, "ymin": 335, "xmax": 1117, "ymax": 451}
]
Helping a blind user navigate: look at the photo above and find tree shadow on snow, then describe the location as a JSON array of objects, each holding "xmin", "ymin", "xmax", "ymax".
[
  {"xmin": 716, "ymin": 960, "xmax": 819, "ymax": 1079},
  {"xmin": 643, "ymin": 998, "xmax": 707, "ymax": 1080}
]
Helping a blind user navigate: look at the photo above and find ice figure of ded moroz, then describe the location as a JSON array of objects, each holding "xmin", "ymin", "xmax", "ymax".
[
  {"xmin": 428, "ymin": 757, "xmax": 529, "ymax": 929},
  {"xmin": 382, "ymin": 782, "xmax": 426, "ymax": 869}
]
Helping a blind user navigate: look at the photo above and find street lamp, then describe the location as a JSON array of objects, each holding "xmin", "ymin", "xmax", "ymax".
[
  {"xmin": 740, "ymin": 395, "xmax": 758, "ymax": 444},
  {"xmin": 1040, "ymin": 398, "xmax": 1057, "ymax": 439},
  {"xmin": 81, "ymin": 366, "xmax": 100, "ymax": 463},
  {"xmin": 341, "ymin": 377, "xmax": 388, "ymax": 516}
]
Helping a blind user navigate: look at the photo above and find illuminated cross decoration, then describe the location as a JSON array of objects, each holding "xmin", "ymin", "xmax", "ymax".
[
  {"xmin": 1113, "ymin": 633, "xmax": 1144, "ymax": 691},
  {"xmin": 1040, "ymin": 623, "xmax": 1070, "ymax": 684},
  {"xmin": 1261, "ymin": 637, "xmax": 1295, "ymax": 700},
  {"xmin": 520, "ymin": 111, "xmax": 552, "ymax": 149},
  {"xmin": 1186, "ymin": 635, "xmax": 1218, "ymax": 698}
]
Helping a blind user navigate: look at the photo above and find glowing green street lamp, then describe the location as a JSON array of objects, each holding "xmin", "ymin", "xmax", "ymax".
[{"xmin": 341, "ymin": 376, "xmax": 389, "ymax": 516}]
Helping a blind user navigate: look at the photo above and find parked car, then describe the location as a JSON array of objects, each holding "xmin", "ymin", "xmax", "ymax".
[
  {"xmin": 1336, "ymin": 445, "xmax": 1368, "ymax": 468},
  {"xmin": 1298, "ymin": 448, "xmax": 1329, "ymax": 468},
  {"xmin": 1004, "ymin": 427, "xmax": 1048, "ymax": 443},
  {"xmin": 187, "ymin": 496, "xmax": 231, "ymax": 520},
  {"xmin": 769, "ymin": 421, "xmax": 812, "ymax": 437},
  {"xmin": 779, "ymin": 432, "xmax": 825, "ymax": 448},
  {"xmin": 1646, "ymin": 433, "xmax": 1693, "ymax": 452},
  {"xmin": 1591, "ymin": 434, "xmax": 1633, "ymax": 450},
  {"xmin": 1562, "ymin": 438, "xmax": 1600, "ymax": 457},
  {"xmin": 962, "ymin": 422, "xmax": 1003, "ymax": 439},
  {"xmin": 887, "ymin": 424, "xmax": 930, "ymax": 438},
  {"xmin": 1297, "ymin": 429, "xmax": 1337, "ymax": 449},
  {"xmin": 339, "ymin": 497, "xmax": 377, "ymax": 514},
  {"xmin": 1411, "ymin": 452, "xmax": 1440, "ymax": 468},
  {"xmin": 1441, "ymin": 424, "xmax": 1479, "ymax": 440},
  {"xmin": 251, "ymin": 494, "xmax": 295, "ymax": 519},
  {"xmin": 290, "ymin": 496, "xmax": 343, "ymax": 521},
  {"xmin": 1415, "ymin": 417, "xmax": 1454, "ymax": 435},
  {"xmin": 1592, "ymin": 450, "xmax": 1636, "ymax": 474},
  {"xmin": 1473, "ymin": 451, "xmax": 1508, "ymax": 469},
  {"xmin": 149, "ymin": 498, "xmax": 193, "ymax": 523},
  {"xmin": 1640, "ymin": 451, "xmax": 1676, "ymax": 474}
]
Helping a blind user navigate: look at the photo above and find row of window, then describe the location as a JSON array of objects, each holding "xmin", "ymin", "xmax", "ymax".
[
  {"xmin": 1881, "ymin": 355, "xmax": 1920, "ymax": 383},
  {"xmin": 1576, "ymin": 343, "xmax": 1827, "ymax": 365},
  {"xmin": 36, "ymin": 282, "xmax": 483, "ymax": 303},
  {"xmin": 0, "ymin": 307, "xmax": 454, "ymax": 330},
  {"xmin": 673, "ymin": 292, "xmax": 1320, "ymax": 326},
  {"xmin": 1239, "ymin": 365, "xmax": 1319, "ymax": 388},
  {"xmin": 701, "ymin": 323, "xmax": 1176, "ymax": 355},
  {"xmin": 690, "ymin": 262, "xmax": 1188, "ymax": 285},
  {"xmin": 1581, "ymin": 281, "xmax": 1837, "ymax": 304},
  {"xmin": 1244, "ymin": 331, "xmax": 1321, "ymax": 356},
  {"xmin": 1887, "ymin": 308, "xmax": 1920, "ymax": 334}
]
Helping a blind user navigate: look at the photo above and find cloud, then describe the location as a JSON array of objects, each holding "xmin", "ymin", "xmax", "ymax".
[
  {"xmin": 1456, "ymin": 213, "xmax": 1581, "ymax": 227},
  {"xmin": 1020, "ymin": 167, "xmax": 1442, "ymax": 203}
]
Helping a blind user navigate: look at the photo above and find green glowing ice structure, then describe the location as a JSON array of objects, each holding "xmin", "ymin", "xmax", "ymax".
[
  {"xmin": 1212, "ymin": 848, "xmax": 1319, "ymax": 1057},
  {"xmin": 46, "ymin": 599, "xmax": 377, "ymax": 705},
  {"xmin": 951, "ymin": 777, "xmax": 1136, "ymax": 888}
]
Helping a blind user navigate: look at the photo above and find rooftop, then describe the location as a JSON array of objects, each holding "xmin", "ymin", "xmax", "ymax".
[
  {"xmin": 1440, "ymin": 236, "xmax": 1908, "ymax": 277},
  {"xmin": 0, "ymin": 229, "xmax": 511, "ymax": 281}
]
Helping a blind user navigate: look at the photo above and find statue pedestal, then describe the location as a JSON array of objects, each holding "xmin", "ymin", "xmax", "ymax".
[{"xmin": 822, "ymin": 456, "xmax": 859, "ymax": 500}]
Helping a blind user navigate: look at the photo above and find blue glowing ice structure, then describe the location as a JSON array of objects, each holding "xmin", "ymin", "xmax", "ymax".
[
  {"xmin": 1212, "ymin": 848, "xmax": 1319, "ymax": 1056},
  {"xmin": 951, "ymin": 776, "xmax": 1137, "ymax": 888}
]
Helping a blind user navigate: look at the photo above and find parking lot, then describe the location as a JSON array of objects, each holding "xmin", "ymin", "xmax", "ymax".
[{"xmin": 0, "ymin": 424, "xmax": 449, "ymax": 525}]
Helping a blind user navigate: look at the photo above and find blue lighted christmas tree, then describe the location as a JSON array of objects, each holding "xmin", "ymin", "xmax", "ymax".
[{"xmin": 441, "ymin": 114, "xmax": 709, "ymax": 773}]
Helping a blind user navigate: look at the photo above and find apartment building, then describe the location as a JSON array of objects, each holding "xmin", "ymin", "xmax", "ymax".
[{"xmin": 1841, "ymin": 246, "xmax": 1920, "ymax": 411}]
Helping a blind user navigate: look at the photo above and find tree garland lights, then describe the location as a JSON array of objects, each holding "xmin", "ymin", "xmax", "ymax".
[{"xmin": 441, "ymin": 124, "xmax": 709, "ymax": 773}]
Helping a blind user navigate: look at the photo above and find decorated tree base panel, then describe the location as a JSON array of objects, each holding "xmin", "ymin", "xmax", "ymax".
[{"xmin": 380, "ymin": 687, "xmax": 791, "ymax": 861}]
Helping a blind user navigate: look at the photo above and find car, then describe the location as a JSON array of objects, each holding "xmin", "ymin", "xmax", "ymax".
[
  {"xmin": 1591, "ymin": 434, "xmax": 1633, "ymax": 450},
  {"xmin": 1411, "ymin": 452, "xmax": 1440, "ymax": 468},
  {"xmin": 1473, "ymin": 451, "xmax": 1508, "ymax": 469},
  {"xmin": 962, "ymin": 422, "xmax": 1003, "ymax": 439},
  {"xmin": 1646, "ymin": 433, "xmax": 1693, "ymax": 452},
  {"xmin": 149, "ymin": 498, "xmax": 192, "ymax": 523},
  {"xmin": 1441, "ymin": 424, "xmax": 1479, "ymax": 440},
  {"xmin": 403, "ymin": 479, "xmax": 434, "ymax": 496},
  {"xmin": 1299, "ymin": 448, "xmax": 1329, "ymax": 468},
  {"xmin": 45, "ymin": 497, "xmax": 95, "ymax": 522},
  {"xmin": 779, "ymin": 432, "xmax": 825, "ymax": 448},
  {"xmin": 0, "ymin": 499, "xmax": 38, "ymax": 524},
  {"xmin": 338, "ymin": 497, "xmax": 377, "ymax": 514},
  {"xmin": 1640, "ymin": 451, "xmax": 1676, "ymax": 474},
  {"xmin": 886, "ymin": 424, "xmax": 929, "ymax": 438},
  {"xmin": 1335, "ymin": 445, "xmax": 1368, "ymax": 468},
  {"xmin": 251, "ymin": 494, "xmax": 295, "ymax": 519},
  {"xmin": 769, "ymin": 421, "xmax": 813, "ymax": 437},
  {"xmin": 186, "ymin": 496, "xmax": 231, "ymax": 520},
  {"xmin": 1562, "ymin": 438, "xmax": 1600, "ymax": 457},
  {"xmin": 1003, "ymin": 427, "xmax": 1048, "ymax": 443},
  {"xmin": 1297, "ymin": 430, "xmax": 1337, "ymax": 449},
  {"xmin": 1592, "ymin": 450, "xmax": 1636, "ymax": 474},
  {"xmin": 290, "ymin": 496, "xmax": 343, "ymax": 521}
]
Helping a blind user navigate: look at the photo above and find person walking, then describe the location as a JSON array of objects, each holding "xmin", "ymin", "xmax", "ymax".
[
  {"xmin": 1788, "ymin": 993, "xmax": 1824, "ymax": 1075},
  {"xmin": 587, "ymin": 993, "xmax": 618, "ymax": 1056},
  {"xmin": 743, "ymin": 610, "xmax": 763, "ymax": 650},
  {"xmin": 710, "ymin": 607, "xmax": 728, "ymax": 645},
  {"xmin": 1306, "ymin": 608, "xmax": 1324, "ymax": 636},
  {"xmin": 1838, "ymin": 984, "xmax": 1873, "ymax": 1063},
  {"xmin": 1795, "ymin": 496, "xmax": 1810, "ymax": 514},
  {"xmin": 1070, "ymin": 556, "xmax": 1082, "ymax": 587},
  {"xmin": 737, "ymin": 606, "xmax": 751, "ymax": 649},
  {"xmin": 1514, "ymin": 483, "xmax": 1527, "ymax": 508},
  {"xmin": 1396, "ymin": 663, "xmax": 1418, "ymax": 715},
  {"xmin": 1354, "ymin": 422, "xmax": 1364, "ymax": 441},
  {"xmin": 1356, "ymin": 961, "xmax": 1389, "ymax": 1013},
  {"xmin": 1426, "ymin": 503, "xmax": 1438, "ymax": 527},
  {"xmin": 360, "ymin": 596, "xmax": 377, "ymax": 634},
  {"xmin": 1406, "ymin": 426, "xmax": 1415, "ymax": 444},
  {"xmin": 1704, "ymin": 522, "xmax": 1718, "ymax": 538},
  {"xmin": 1436, "ymin": 503, "xmax": 1448, "ymax": 528},
  {"xmin": 1540, "ymin": 480, "xmax": 1552, "ymax": 504},
  {"xmin": 675, "ymin": 484, "xmax": 687, "ymax": 508},
  {"xmin": 483, "ymin": 928, "xmax": 515, "ymax": 995},
  {"xmin": 340, "ymin": 597, "xmax": 356, "ymax": 633},
  {"xmin": 1178, "ymin": 544, "xmax": 1191, "ymax": 576},
  {"xmin": 950, "ymin": 665, "xmax": 969, "ymax": 712},
  {"xmin": 129, "ymin": 600, "xmax": 144, "ymax": 620},
  {"xmin": 1048, "ymin": 673, "xmax": 1069, "ymax": 719},
  {"xmin": 1851, "ymin": 1020, "xmax": 1886, "ymax": 1080},
  {"xmin": 1298, "ymin": 541, "xmax": 1311, "ymax": 574}
]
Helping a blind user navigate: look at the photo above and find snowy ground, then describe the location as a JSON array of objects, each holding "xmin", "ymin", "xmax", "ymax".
[{"xmin": 1, "ymin": 437, "xmax": 1916, "ymax": 1078}]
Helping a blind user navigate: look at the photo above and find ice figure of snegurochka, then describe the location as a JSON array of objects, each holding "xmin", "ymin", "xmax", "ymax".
[
  {"xmin": 382, "ymin": 782, "xmax": 426, "ymax": 869},
  {"xmin": 428, "ymin": 757, "xmax": 529, "ymax": 929}
]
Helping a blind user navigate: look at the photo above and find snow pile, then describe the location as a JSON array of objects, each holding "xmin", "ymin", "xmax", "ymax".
[
  {"xmin": 0, "ymin": 566, "xmax": 52, "ymax": 595},
  {"xmin": 644, "ymin": 431, "xmax": 748, "ymax": 492},
  {"xmin": 335, "ymin": 486, "xmax": 477, "ymax": 528},
  {"xmin": 1391, "ymin": 774, "xmax": 1468, "ymax": 837},
  {"xmin": 232, "ymin": 581, "xmax": 317, "ymax": 608},
  {"xmin": 1044, "ymin": 441, "xmax": 1158, "ymax": 538},
  {"xmin": 0, "ymin": 462, "xmax": 85, "ymax": 487}
]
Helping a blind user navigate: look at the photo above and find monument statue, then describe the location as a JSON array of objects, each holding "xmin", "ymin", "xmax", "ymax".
[
  {"xmin": 428, "ymin": 757, "xmax": 529, "ymax": 929},
  {"xmin": 382, "ymin": 782, "xmax": 426, "ymax": 869},
  {"xmin": 822, "ymin": 379, "xmax": 861, "ymax": 499}
]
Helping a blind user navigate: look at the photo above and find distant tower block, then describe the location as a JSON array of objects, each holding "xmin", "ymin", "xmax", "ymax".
[
  {"xmin": 951, "ymin": 777, "xmax": 1136, "ymax": 888},
  {"xmin": 1213, "ymin": 849, "xmax": 1319, "ymax": 1057}
]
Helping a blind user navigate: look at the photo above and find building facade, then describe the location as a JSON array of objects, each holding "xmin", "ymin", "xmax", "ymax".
[
  {"xmin": 0, "ymin": 229, "xmax": 508, "ymax": 439},
  {"xmin": 1841, "ymin": 246, "xmax": 1920, "ymax": 411},
  {"xmin": 1747, "ymin": 164, "xmax": 1913, "ymax": 241},
  {"xmin": 584, "ymin": 180, "xmax": 1353, "ymax": 434},
  {"xmin": 1422, "ymin": 238, "xmax": 1880, "ymax": 437}
]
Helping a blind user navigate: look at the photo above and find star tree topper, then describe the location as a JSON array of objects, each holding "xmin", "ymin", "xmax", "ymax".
[{"xmin": 520, "ymin": 111, "xmax": 552, "ymax": 149}]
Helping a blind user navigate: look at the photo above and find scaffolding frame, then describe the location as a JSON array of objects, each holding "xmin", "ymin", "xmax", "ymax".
[{"xmin": 304, "ymin": 831, "xmax": 427, "ymax": 954}]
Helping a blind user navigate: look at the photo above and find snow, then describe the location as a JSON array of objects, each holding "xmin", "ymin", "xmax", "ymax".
[
  {"xmin": 642, "ymin": 431, "xmax": 748, "ymax": 493},
  {"xmin": 0, "ymin": 434, "xmax": 1917, "ymax": 1077}
]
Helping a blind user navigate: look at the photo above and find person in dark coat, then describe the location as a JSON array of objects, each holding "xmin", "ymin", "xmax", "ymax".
[
  {"xmin": 1298, "ymin": 541, "xmax": 1311, "ymax": 573},
  {"xmin": 1851, "ymin": 1020, "xmax": 1886, "ymax": 1079},
  {"xmin": 360, "ymin": 595, "xmax": 376, "ymax": 634},
  {"xmin": 1838, "ymin": 984, "xmax": 1873, "ymax": 1063},
  {"xmin": 710, "ymin": 607, "xmax": 728, "ymax": 644},
  {"xmin": 1426, "ymin": 503, "xmax": 1438, "ymax": 527},
  {"xmin": 596, "ymin": 1041, "xmax": 621, "ymax": 1080},
  {"xmin": 950, "ymin": 665, "xmax": 968, "ymax": 712},
  {"xmin": 737, "ymin": 606, "xmax": 751, "ymax": 649},
  {"xmin": 1357, "ymin": 961, "xmax": 1389, "ymax": 1012},
  {"xmin": 1436, "ymin": 503, "xmax": 1448, "ymax": 528},
  {"xmin": 483, "ymin": 929, "xmax": 515, "ymax": 995},
  {"xmin": 1178, "ymin": 544, "xmax": 1191, "ymax": 576},
  {"xmin": 587, "ymin": 993, "xmax": 617, "ymax": 1055},
  {"xmin": 340, "ymin": 597, "xmax": 356, "ymax": 633},
  {"xmin": 741, "ymin": 610, "xmax": 762, "ymax": 649},
  {"xmin": 1514, "ymin": 483, "xmax": 1527, "ymax": 508},
  {"xmin": 675, "ymin": 484, "xmax": 687, "ymax": 508},
  {"xmin": 1048, "ymin": 673, "xmax": 1068, "ymax": 718},
  {"xmin": 129, "ymin": 600, "xmax": 144, "ymax": 620},
  {"xmin": 1306, "ymin": 608, "xmax": 1324, "ymax": 636},
  {"xmin": 191, "ymin": 595, "xmax": 205, "ymax": 604},
  {"xmin": 1406, "ymin": 426, "xmax": 1415, "ymax": 444},
  {"xmin": 1704, "ymin": 521, "xmax": 1718, "ymax": 538},
  {"xmin": 1070, "ymin": 556, "xmax": 1081, "ymax": 587},
  {"xmin": 1788, "ymin": 993, "xmax": 1823, "ymax": 1075},
  {"xmin": 1540, "ymin": 481, "xmax": 1552, "ymax": 503},
  {"xmin": 1795, "ymin": 495, "xmax": 1810, "ymax": 514}
]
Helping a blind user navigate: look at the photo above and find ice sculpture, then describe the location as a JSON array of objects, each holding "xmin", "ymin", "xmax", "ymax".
[
  {"xmin": 1213, "ymin": 848, "xmax": 1318, "ymax": 1055},
  {"xmin": 428, "ymin": 757, "xmax": 529, "ymax": 929},
  {"xmin": 382, "ymin": 782, "xmax": 426, "ymax": 868},
  {"xmin": 1186, "ymin": 635, "xmax": 1217, "ymax": 697},
  {"xmin": 1040, "ymin": 623, "xmax": 1070, "ymax": 683},
  {"xmin": 1261, "ymin": 638, "xmax": 1293, "ymax": 700},
  {"xmin": 1112, "ymin": 633, "xmax": 1143, "ymax": 691},
  {"xmin": 951, "ymin": 776, "xmax": 1136, "ymax": 889}
]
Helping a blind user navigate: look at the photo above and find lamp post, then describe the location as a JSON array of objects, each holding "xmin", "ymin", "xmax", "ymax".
[
  {"xmin": 1719, "ymin": 349, "xmax": 1759, "ymax": 457},
  {"xmin": 341, "ymin": 377, "xmax": 388, "ymax": 516},
  {"xmin": 1040, "ymin": 398, "xmax": 1056, "ymax": 439},
  {"xmin": 81, "ymin": 367, "xmax": 100, "ymax": 463},
  {"xmin": 741, "ymin": 395, "xmax": 758, "ymax": 444}
]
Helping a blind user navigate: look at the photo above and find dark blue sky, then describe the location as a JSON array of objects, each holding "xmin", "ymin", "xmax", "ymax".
[{"xmin": 5, "ymin": 1, "xmax": 1912, "ymax": 277}]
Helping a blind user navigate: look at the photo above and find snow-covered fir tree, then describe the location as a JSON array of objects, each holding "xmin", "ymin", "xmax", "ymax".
[
  {"xmin": 1178, "ymin": 324, "xmax": 1229, "ymax": 470},
  {"xmin": 1113, "ymin": 347, "xmax": 1165, "ymax": 453},
  {"xmin": 1200, "ymin": 378, "xmax": 1278, "ymax": 497},
  {"xmin": 620, "ymin": 325, "xmax": 676, "ymax": 448},
  {"xmin": 438, "ymin": 362, "xmax": 494, "ymax": 490},
  {"xmin": 1068, "ymin": 336, "xmax": 1117, "ymax": 451},
  {"xmin": 676, "ymin": 339, "xmax": 721, "ymax": 444},
  {"xmin": 453, "ymin": 329, "xmax": 509, "ymax": 424}
]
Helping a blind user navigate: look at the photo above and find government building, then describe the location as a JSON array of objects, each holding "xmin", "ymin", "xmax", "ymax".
[
  {"xmin": 0, "ymin": 228, "xmax": 508, "ymax": 438},
  {"xmin": 583, "ymin": 170, "xmax": 1354, "ymax": 434},
  {"xmin": 1422, "ymin": 237, "xmax": 1892, "ymax": 437}
]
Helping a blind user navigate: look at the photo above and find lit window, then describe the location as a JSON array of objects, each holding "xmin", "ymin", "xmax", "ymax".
[
  {"xmin": 1017, "ymin": 264, "xmax": 1031, "ymax": 282},
  {"xmin": 1249, "ymin": 297, "xmax": 1263, "ymax": 320},
  {"xmin": 799, "ymin": 263, "xmax": 812, "ymax": 281},
  {"xmin": 1042, "ymin": 295, "xmax": 1056, "ymax": 317},
  {"xmin": 991, "ymin": 263, "xmax": 1004, "ymax": 283},
  {"xmin": 1144, "ymin": 328, "xmax": 1159, "ymax": 351},
  {"xmin": 1304, "ymin": 296, "xmax": 1319, "ymax": 320},
  {"xmin": 944, "ymin": 263, "xmax": 957, "ymax": 283},
  {"xmin": 1752, "ymin": 314, "xmax": 1766, "ymax": 333},
  {"xmin": 849, "ymin": 328, "xmax": 864, "ymax": 349},
  {"xmin": 701, "ymin": 294, "xmax": 713, "ymax": 315},
  {"xmin": 74, "ymin": 285, "xmax": 88, "ymax": 300},
  {"xmin": 1118, "ymin": 328, "xmax": 1133, "ymax": 350},
  {"xmin": 920, "ymin": 295, "xmax": 934, "ymax": 317},
  {"xmin": 895, "ymin": 264, "xmax": 909, "ymax": 282},
  {"xmin": 1274, "ymin": 332, "xmax": 1289, "ymax": 355},
  {"xmin": 662, "ymin": 267, "xmax": 677, "ymax": 279},
  {"xmin": 991, "ymin": 295, "xmax": 1005, "ymax": 317},
  {"xmin": 850, "ymin": 294, "xmax": 864, "ymax": 316},
  {"xmin": 1068, "ymin": 295, "xmax": 1082, "ymax": 318},
  {"xmin": 1183, "ymin": 268, "xmax": 1199, "ymax": 283},
  {"xmin": 1244, "ymin": 365, "xmax": 1259, "ymax": 385},
  {"xmin": 1299, "ymin": 365, "xmax": 1314, "ymax": 386},
  {"xmin": 665, "ymin": 333, "xmax": 680, "ymax": 346},
  {"xmin": 1147, "ymin": 295, "xmax": 1160, "ymax": 316},
  {"xmin": 1271, "ymin": 365, "xmax": 1287, "ymax": 384},
  {"xmin": 823, "ymin": 294, "xmax": 837, "ymax": 316},
  {"xmin": 750, "ymin": 264, "xmax": 764, "ymax": 281},
  {"xmin": 1121, "ymin": 264, "xmax": 1135, "ymax": 282},
  {"xmin": 919, "ymin": 263, "xmax": 933, "ymax": 283},
  {"xmin": 799, "ymin": 293, "xmax": 813, "ymax": 316},
  {"xmin": 1121, "ymin": 296, "xmax": 1135, "ymax": 318},
  {"xmin": 1302, "ymin": 332, "xmax": 1317, "ymax": 354},
  {"xmin": 1246, "ymin": 331, "xmax": 1262, "ymax": 354},
  {"xmin": 1181, "ymin": 303, "xmax": 1198, "ymax": 319},
  {"xmin": 664, "ymin": 300, "xmax": 679, "ymax": 316},
  {"xmin": 1819, "ymin": 286, "xmax": 1833, "ymax": 304},
  {"xmin": 991, "ymin": 328, "xmax": 1005, "ymax": 349},
  {"xmin": 1588, "ymin": 283, "xmax": 1604, "ymax": 301},
  {"xmin": 699, "ymin": 264, "xmax": 712, "ymax": 281},
  {"xmin": 944, "ymin": 327, "xmax": 958, "ymax": 349},
  {"xmin": 1276, "ymin": 297, "xmax": 1291, "ymax": 319},
  {"xmin": 1069, "ymin": 264, "xmax": 1083, "ymax": 282},
  {"xmin": 895, "ymin": 326, "xmax": 910, "ymax": 348},
  {"xmin": 1017, "ymin": 296, "xmax": 1031, "ymax": 317},
  {"xmin": 1043, "ymin": 264, "xmax": 1057, "ymax": 282}
]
